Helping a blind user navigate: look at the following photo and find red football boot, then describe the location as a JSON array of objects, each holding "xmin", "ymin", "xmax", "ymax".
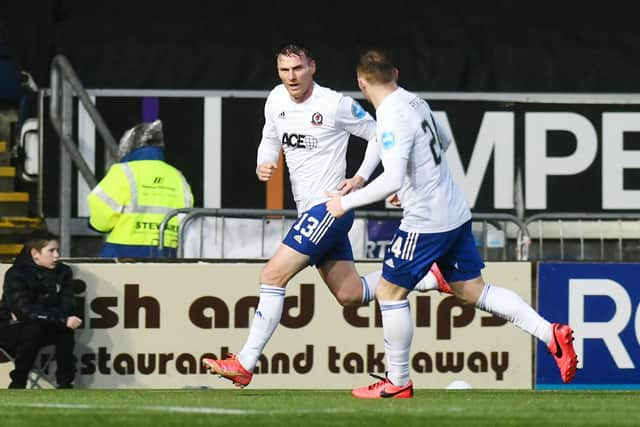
[
  {"xmin": 202, "ymin": 354, "xmax": 253, "ymax": 388},
  {"xmin": 431, "ymin": 263, "xmax": 453, "ymax": 294},
  {"xmin": 548, "ymin": 323, "xmax": 578, "ymax": 383},
  {"xmin": 352, "ymin": 374, "xmax": 413, "ymax": 399}
]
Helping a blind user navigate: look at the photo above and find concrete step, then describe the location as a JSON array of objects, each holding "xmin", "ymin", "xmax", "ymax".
[
  {"xmin": 0, "ymin": 141, "xmax": 10, "ymax": 165},
  {"xmin": 0, "ymin": 166, "xmax": 15, "ymax": 192},
  {"xmin": 0, "ymin": 216, "xmax": 42, "ymax": 228},
  {"xmin": 0, "ymin": 243, "xmax": 23, "ymax": 257},
  {"xmin": 0, "ymin": 217, "xmax": 43, "ymax": 258},
  {"xmin": 0, "ymin": 192, "xmax": 29, "ymax": 216},
  {"xmin": 0, "ymin": 216, "xmax": 43, "ymax": 240}
]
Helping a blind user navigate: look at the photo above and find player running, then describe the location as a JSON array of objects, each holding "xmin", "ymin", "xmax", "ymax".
[
  {"xmin": 326, "ymin": 49, "xmax": 578, "ymax": 398},
  {"xmin": 202, "ymin": 43, "xmax": 447, "ymax": 387}
]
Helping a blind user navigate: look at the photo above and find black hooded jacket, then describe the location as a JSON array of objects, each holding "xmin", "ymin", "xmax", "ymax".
[{"xmin": 0, "ymin": 252, "xmax": 75, "ymax": 327}]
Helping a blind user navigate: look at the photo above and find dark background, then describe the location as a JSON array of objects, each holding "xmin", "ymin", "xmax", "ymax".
[
  {"xmin": 2, "ymin": 0, "xmax": 638, "ymax": 93},
  {"xmin": 1, "ymin": 0, "xmax": 639, "ymax": 215}
]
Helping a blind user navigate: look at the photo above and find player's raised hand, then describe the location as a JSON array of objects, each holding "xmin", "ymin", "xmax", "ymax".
[
  {"xmin": 335, "ymin": 175, "xmax": 366, "ymax": 196},
  {"xmin": 256, "ymin": 162, "xmax": 278, "ymax": 182}
]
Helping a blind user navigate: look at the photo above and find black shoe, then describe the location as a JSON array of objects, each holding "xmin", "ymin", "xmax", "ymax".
[{"xmin": 56, "ymin": 383, "xmax": 74, "ymax": 389}]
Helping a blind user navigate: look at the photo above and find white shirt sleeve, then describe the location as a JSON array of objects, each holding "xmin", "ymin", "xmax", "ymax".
[
  {"xmin": 341, "ymin": 112, "xmax": 413, "ymax": 211},
  {"xmin": 334, "ymin": 96, "xmax": 377, "ymax": 141},
  {"xmin": 256, "ymin": 97, "xmax": 281, "ymax": 166},
  {"xmin": 354, "ymin": 137, "xmax": 380, "ymax": 181},
  {"xmin": 334, "ymin": 96, "xmax": 379, "ymax": 180},
  {"xmin": 341, "ymin": 155, "xmax": 406, "ymax": 211}
]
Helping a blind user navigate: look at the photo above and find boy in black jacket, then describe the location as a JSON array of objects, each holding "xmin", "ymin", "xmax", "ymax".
[{"xmin": 0, "ymin": 230, "xmax": 82, "ymax": 389}]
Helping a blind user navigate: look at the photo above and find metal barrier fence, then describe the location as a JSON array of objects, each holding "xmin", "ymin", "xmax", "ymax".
[
  {"xmin": 524, "ymin": 213, "xmax": 640, "ymax": 261},
  {"xmin": 49, "ymin": 55, "xmax": 119, "ymax": 256},
  {"xmin": 158, "ymin": 208, "xmax": 530, "ymax": 261}
]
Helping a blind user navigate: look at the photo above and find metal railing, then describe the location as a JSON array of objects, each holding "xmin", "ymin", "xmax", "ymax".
[
  {"xmin": 473, "ymin": 213, "xmax": 531, "ymax": 261},
  {"xmin": 49, "ymin": 55, "xmax": 119, "ymax": 255},
  {"xmin": 158, "ymin": 208, "xmax": 530, "ymax": 260},
  {"xmin": 525, "ymin": 212, "xmax": 640, "ymax": 261}
]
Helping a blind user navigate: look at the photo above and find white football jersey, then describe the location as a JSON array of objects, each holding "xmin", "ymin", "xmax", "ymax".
[
  {"xmin": 377, "ymin": 87, "xmax": 471, "ymax": 232},
  {"xmin": 258, "ymin": 83, "xmax": 376, "ymax": 213}
]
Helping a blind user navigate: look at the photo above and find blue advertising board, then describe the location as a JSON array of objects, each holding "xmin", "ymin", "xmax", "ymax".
[{"xmin": 537, "ymin": 263, "xmax": 640, "ymax": 389}]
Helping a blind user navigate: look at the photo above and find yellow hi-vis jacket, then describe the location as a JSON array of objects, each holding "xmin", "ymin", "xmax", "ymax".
[{"xmin": 87, "ymin": 160, "xmax": 193, "ymax": 248}]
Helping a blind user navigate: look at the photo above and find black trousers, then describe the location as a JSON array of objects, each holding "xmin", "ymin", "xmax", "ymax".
[{"xmin": 0, "ymin": 320, "xmax": 76, "ymax": 388}]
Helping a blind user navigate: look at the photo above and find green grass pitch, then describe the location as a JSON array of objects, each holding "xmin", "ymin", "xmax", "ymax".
[{"xmin": 1, "ymin": 389, "xmax": 639, "ymax": 427}]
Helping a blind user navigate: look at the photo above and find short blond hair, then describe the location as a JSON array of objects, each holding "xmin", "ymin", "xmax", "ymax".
[{"xmin": 357, "ymin": 49, "xmax": 395, "ymax": 84}]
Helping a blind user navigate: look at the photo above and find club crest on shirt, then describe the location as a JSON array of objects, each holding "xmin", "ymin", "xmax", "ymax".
[
  {"xmin": 311, "ymin": 112, "xmax": 323, "ymax": 126},
  {"xmin": 382, "ymin": 131, "xmax": 396, "ymax": 149},
  {"xmin": 351, "ymin": 100, "xmax": 366, "ymax": 119}
]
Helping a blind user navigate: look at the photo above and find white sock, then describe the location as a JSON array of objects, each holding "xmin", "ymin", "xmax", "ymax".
[
  {"xmin": 379, "ymin": 299, "xmax": 413, "ymax": 387},
  {"xmin": 414, "ymin": 271, "xmax": 439, "ymax": 292},
  {"xmin": 476, "ymin": 284, "xmax": 552, "ymax": 346},
  {"xmin": 360, "ymin": 270, "xmax": 381, "ymax": 303},
  {"xmin": 238, "ymin": 284, "xmax": 285, "ymax": 371}
]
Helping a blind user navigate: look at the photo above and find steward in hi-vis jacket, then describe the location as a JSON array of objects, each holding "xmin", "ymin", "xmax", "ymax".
[{"xmin": 87, "ymin": 120, "xmax": 193, "ymax": 258}]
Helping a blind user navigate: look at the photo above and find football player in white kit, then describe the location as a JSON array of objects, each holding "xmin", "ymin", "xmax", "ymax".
[
  {"xmin": 202, "ymin": 43, "xmax": 448, "ymax": 387},
  {"xmin": 327, "ymin": 50, "xmax": 578, "ymax": 398}
]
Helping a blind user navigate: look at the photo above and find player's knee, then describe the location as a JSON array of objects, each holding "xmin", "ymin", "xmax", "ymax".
[
  {"xmin": 333, "ymin": 288, "xmax": 361, "ymax": 307},
  {"xmin": 455, "ymin": 291, "xmax": 476, "ymax": 305}
]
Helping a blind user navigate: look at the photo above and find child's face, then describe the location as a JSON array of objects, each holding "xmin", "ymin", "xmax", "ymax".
[{"xmin": 31, "ymin": 240, "xmax": 60, "ymax": 269}]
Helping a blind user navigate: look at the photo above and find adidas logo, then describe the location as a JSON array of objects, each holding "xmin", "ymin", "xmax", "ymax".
[
  {"xmin": 385, "ymin": 258, "xmax": 395, "ymax": 268},
  {"xmin": 278, "ymin": 111, "xmax": 286, "ymax": 119},
  {"xmin": 293, "ymin": 234, "xmax": 302, "ymax": 244}
]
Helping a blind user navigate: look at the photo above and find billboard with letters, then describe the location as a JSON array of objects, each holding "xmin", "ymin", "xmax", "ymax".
[
  {"xmin": 0, "ymin": 261, "xmax": 532, "ymax": 389},
  {"xmin": 537, "ymin": 262, "xmax": 640, "ymax": 389}
]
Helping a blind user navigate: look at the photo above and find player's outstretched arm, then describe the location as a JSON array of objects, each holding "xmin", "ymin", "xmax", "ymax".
[{"xmin": 339, "ymin": 156, "xmax": 406, "ymax": 212}]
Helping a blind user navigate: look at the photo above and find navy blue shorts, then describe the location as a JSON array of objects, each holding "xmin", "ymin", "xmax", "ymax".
[
  {"xmin": 382, "ymin": 220, "xmax": 485, "ymax": 289},
  {"xmin": 283, "ymin": 202, "xmax": 355, "ymax": 267}
]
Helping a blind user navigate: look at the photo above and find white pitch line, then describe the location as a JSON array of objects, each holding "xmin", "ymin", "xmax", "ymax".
[
  {"xmin": 141, "ymin": 405, "xmax": 257, "ymax": 415},
  {"xmin": 17, "ymin": 403, "xmax": 95, "ymax": 410},
  {"xmin": 1, "ymin": 403, "xmax": 257, "ymax": 415},
  {"xmin": 0, "ymin": 402, "xmax": 464, "ymax": 416}
]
